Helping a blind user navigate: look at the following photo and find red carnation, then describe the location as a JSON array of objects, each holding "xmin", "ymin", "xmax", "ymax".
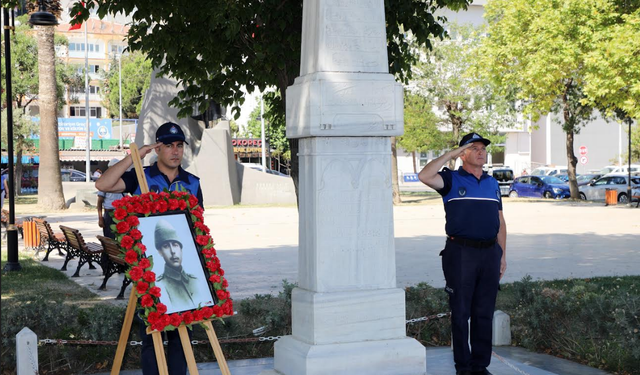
[
  {"xmin": 147, "ymin": 311, "xmax": 161, "ymax": 324},
  {"xmin": 157, "ymin": 303, "xmax": 167, "ymax": 315},
  {"xmin": 182, "ymin": 311, "xmax": 194, "ymax": 325},
  {"xmin": 193, "ymin": 310, "xmax": 204, "ymax": 322},
  {"xmin": 209, "ymin": 274, "xmax": 221, "ymax": 284},
  {"xmin": 121, "ymin": 235, "xmax": 134, "ymax": 249},
  {"xmin": 149, "ymin": 286, "xmax": 161, "ymax": 297},
  {"xmin": 138, "ymin": 258, "xmax": 151, "ymax": 269},
  {"xmin": 126, "ymin": 215, "xmax": 140, "ymax": 227},
  {"xmin": 114, "ymin": 208, "xmax": 127, "ymax": 220},
  {"xmin": 170, "ymin": 314, "xmax": 182, "ymax": 327},
  {"xmin": 212, "ymin": 305, "xmax": 223, "ymax": 317},
  {"xmin": 124, "ymin": 250, "xmax": 138, "ymax": 264},
  {"xmin": 178, "ymin": 200, "xmax": 187, "ymax": 210},
  {"xmin": 222, "ymin": 279, "xmax": 228, "ymax": 288},
  {"xmin": 196, "ymin": 235, "xmax": 210, "ymax": 246},
  {"xmin": 219, "ymin": 268, "xmax": 225, "ymax": 276},
  {"xmin": 223, "ymin": 300, "xmax": 234, "ymax": 316},
  {"xmin": 157, "ymin": 201, "xmax": 168, "ymax": 213},
  {"xmin": 168, "ymin": 199, "xmax": 179, "ymax": 210},
  {"xmin": 216, "ymin": 290, "xmax": 228, "ymax": 300},
  {"xmin": 141, "ymin": 294, "xmax": 154, "ymax": 307},
  {"xmin": 130, "ymin": 229, "xmax": 142, "ymax": 240},
  {"xmin": 138, "ymin": 243, "xmax": 147, "ymax": 253},
  {"xmin": 188, "ymin": 195, "xmax": 199, "ymax": 208},
  {"xmin": 142, "ymin": 271, "xmax": 156, "ymax": 283},
  {"xmin": 136, "ymin": 281, "xmax": 149, "ymax": 294},
  {"xmin": 116, "ymin": 221, "xmax": 130, "ymax": 234},
  {"xmin": 201, "ymin": 306, "xmax": 213, "ymax": 318},
  {"xmin": 129, "ymin": 266, "xmax": 143, "ymax": 281}
]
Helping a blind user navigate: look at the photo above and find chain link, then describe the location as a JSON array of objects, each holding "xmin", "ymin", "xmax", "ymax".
[
  {"xmin": 406, "ymin": 312, "xmax": 451, "ymax": 324},
  {"xmin": 37, "ymin": 311, "xmax": 450, "ymax": 347}
]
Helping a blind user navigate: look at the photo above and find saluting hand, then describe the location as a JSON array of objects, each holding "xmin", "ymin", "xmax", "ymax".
[
  {"xmin": 138, "ymin": 142, "xmax": 163, "ymax": 158},
  {"xmin": 450, "ymin": 143, "xmax": 473, "ymax": 160}
]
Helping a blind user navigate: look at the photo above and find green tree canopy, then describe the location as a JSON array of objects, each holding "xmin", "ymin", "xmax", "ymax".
[
  {"xmin": 475, "ymin": 0, "xmax": 626, "ymax": 198},
  {"xmin": 100, "ymin": 51, "xmax": 152, "ymax": 119}
]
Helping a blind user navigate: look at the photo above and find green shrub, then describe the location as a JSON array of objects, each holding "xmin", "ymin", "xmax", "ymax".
[{"xmin": 502, "ymin": 276, "xmax": 640, "ymax": 375}]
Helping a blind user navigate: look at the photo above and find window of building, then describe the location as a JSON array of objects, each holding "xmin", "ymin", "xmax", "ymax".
[{"xmin": 69, "ymin": 106, "xmax": 103, "ymax": 118}]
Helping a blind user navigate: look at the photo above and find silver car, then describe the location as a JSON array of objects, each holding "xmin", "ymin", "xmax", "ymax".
[{"xmin": 579, "ymin": 174, "xmax": 640, "ymax": 203}]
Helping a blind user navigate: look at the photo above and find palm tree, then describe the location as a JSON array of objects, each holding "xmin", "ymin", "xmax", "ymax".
[{"xmin": 29, "ymin": 0, "xmax": 66, "ymax": 209}]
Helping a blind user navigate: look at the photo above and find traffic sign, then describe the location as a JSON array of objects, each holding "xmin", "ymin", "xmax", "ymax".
[
  {"xmin": 579, "ymin": 146, "xmax": 588, "ymax": 156},
  {"xmin": 580, "ymin": 156, "xmax": 588, "ymax": 165}
]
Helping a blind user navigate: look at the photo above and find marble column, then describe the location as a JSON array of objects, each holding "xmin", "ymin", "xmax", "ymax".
[{"xmin": 262, "ymin": 0, "xmax": 426, "ymax": 374}]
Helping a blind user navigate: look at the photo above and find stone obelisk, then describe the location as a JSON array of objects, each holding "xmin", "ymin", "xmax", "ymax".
[{"xmin": 262, "ymin": 0, "xmax": 426, "ymax": 374}]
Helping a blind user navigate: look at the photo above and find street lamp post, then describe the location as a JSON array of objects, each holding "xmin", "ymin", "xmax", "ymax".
[
  {"xmin": 260, "ymin": 97, "xmax": 266, "ymax": 172},
  {"xmin": 3, "ymin": 7, "xmax": 21, "ymax": 272}
]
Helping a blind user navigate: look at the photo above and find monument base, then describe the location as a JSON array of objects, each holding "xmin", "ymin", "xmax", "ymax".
[{"xmin": 260, "ymin": 336, "xmax": 426, "ymax": 375}]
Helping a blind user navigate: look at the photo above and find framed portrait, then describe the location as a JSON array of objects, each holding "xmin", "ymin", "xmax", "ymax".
[{"xmin": 137, "ymin": 212, "xmax": 217, "ymax": 314}]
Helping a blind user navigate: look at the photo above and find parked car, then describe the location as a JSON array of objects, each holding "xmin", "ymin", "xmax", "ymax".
[
  {"xmin": 598, "ymin": 165, "xmax": 640, "ymax": 175},
  {"xmin": 61, "ymin": 169, "xmax": 90, "ymax": 182},
  {"xmin": 488, "ymin": 167, "xmax": 514, "ymax": 196},
  {"xmin": 576, "ymin": 173, "xmax": 603, "ymax": 186},
  {"xmin": 579, "ymin": 174, "xmax": 640, "ymax": 203},
  {"xmin": 508, "ymin": 175, "xmax": 571, "ymax": 199},
  {"xmin": 531, "ymin": 166, "xmax": 568, "ymax": 176},
  {"xmin": 555, "ymin": 174, "xmax": 570, "ymax": 183}
]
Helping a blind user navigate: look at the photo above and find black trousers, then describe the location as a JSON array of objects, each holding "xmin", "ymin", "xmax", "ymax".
[
  {"xmin": 136, "ymin": 312, "xmax": 190, "ymax": 375},
  {"xmin": 441, "ymin": 239, "xmax": 502, "ymax": 372}
]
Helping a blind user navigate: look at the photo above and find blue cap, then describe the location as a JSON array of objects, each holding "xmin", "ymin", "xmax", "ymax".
[
  {"xmin": 459, "ymin": 132, "xmax": 490, "ymax": 147},
  {"xmin": 156, "ymin": 122, "xmax": 189, "ymax": 145}
]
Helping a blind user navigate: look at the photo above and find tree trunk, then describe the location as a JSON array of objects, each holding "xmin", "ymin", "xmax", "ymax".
[
  {"xmin": 36, "ymin": 25, "xmax": 65, "ymax": 210},
  {"xmin": 412, "ymin": 151, "xmax": 417, "ymax": 173},
  {"xmin": 391, "ymin": 137, "xmax": 402, "ymax": 205},
  {"xmin": 563, "ymin": 104, "xmax": 579, "ymax": 199}
]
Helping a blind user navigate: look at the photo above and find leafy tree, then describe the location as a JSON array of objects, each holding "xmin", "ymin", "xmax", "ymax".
[
  {"xmin": 475, "ymin": 0, "xmax": 618, "ymax": 199},
  {"xmin": 100, "ymin": 51, "xmax": 152, "ymax": 118},
  {"xmin": 1, "ymin": 10, "xmax": 76, "ymax": 204},
  {"xmin": 398, "ymin": 92, "xmax": 444, "ymax": 172},
  {"xmin": 71, "ymin": 0, "xmax": 471, "ymax": 198},
  {"xmin": 408, "ymin": 23, "xmax": 515, "ymax": 168}
]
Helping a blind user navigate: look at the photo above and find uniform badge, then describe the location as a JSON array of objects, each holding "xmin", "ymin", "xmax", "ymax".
[
  {"xmin": 458, "ymin": 187, "xmax": 466, "ymax": 196},
  {"xmin": 170, "ymin": 126, "xmax": 178, "ymax": 134}
]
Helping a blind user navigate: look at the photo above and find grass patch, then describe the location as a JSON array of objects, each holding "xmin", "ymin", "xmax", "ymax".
[
  {"xmin": 1, "ymin": 256, "xmax": 638, "ymax": 375},
  {"xmin": 15, "ymin": 195, "xmax": 38, "ymax": 205}
]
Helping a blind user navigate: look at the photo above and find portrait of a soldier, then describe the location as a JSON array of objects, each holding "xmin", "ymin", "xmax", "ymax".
[{"xmin": 153, "ymin": 219, "xmax": 213, "ymax": 312}]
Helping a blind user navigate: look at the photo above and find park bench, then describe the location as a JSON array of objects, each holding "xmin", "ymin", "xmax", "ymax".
[
  {"xmin": 33, "ymin": 218, "xmax": 67, "ymax": 261},
  {"xmin": 59, "ymin": 225, "xmax": 105, "ymax": 278},
  {"xmin": 1, "ymin": 209, "xmax": 24, "ymax": 238},
  {"xmin": 96, "ymin": 235, "xmax": 132, "ymax": 299}
]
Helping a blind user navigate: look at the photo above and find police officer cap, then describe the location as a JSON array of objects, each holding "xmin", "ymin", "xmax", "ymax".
[
  {"xmin": 156, "ymin": 122, "xmax": 189, "ymax": 145},
  {"xmin": 459, "ymin": 132, "xmax": 491, "ymax": 147},
  {"xmin": 154, "ymin": 219, "xmax": 183, "ymax": 249}
]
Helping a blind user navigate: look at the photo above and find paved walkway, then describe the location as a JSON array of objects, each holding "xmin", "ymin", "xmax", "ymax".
[{"xmin": 9, "ymin": 198, "xmax": 638, "ymax": 374}]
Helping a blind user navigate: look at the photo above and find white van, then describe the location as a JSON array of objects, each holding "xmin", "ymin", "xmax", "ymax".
[
  {"xmin": 531, "ymin": 166, "xmax": 568, "ymax": 176},
  {"xmin": 599, "ymin": 165, "xmax": 640, "ymax": 175}
]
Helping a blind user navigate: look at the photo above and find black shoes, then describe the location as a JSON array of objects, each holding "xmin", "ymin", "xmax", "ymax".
[{"xmin": 456, "ymin": 371, "xmax": 473, "ymax": 375}]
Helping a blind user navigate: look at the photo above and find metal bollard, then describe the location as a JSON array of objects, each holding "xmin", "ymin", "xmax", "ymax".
[{"xmin": 16, "ymin": 327, "xmax": 38, "ymax": 375}]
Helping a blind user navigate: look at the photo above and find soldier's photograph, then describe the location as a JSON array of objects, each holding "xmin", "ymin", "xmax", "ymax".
[{"xmin": 137, "ymin": 213, "xmax": 216, "ymax": 314}]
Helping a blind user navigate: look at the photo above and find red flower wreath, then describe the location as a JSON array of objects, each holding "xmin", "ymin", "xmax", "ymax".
[{"xmin": 111, "ymin": 191, "xmax": 233, "ymax": 332}]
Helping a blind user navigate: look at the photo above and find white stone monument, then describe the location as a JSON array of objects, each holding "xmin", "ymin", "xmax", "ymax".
[{"xmin": 262, "ymin": 0, "xmax": 426, "ymax": 374}]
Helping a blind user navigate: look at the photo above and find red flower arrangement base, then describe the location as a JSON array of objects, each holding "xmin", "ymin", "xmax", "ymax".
[{"xmin": 111, "ymin": 191, "xmax": 233, "ymax": 332}]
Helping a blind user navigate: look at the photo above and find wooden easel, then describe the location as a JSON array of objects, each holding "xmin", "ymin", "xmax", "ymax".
[{"xmin": 110, "ymin": 144, "xmax": 231, "ymax": 375}]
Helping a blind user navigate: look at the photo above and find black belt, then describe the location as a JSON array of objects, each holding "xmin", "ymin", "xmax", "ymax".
[{"xmin": 448, "ymin": 236, "xmax": 496, "ymax": 249}]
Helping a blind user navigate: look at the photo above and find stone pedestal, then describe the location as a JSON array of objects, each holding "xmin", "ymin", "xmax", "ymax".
[{"xmin": 263, "ymin": 0, "xmax": 425, "ymax": 374}]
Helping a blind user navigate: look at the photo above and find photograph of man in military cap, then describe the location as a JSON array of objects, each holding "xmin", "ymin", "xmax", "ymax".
[{"xmin": 139, "ymin": 214, "xmax": 215, "ymax": 314}]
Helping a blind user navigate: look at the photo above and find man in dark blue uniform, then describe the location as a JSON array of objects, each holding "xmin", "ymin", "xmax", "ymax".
[
  {"xmin": 96, "ymin": 122, "xmax": 202, "ymax": 375},
  {"xmin": 418, "ymin": 132, "xmax": 507, "ymax": 375}
]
